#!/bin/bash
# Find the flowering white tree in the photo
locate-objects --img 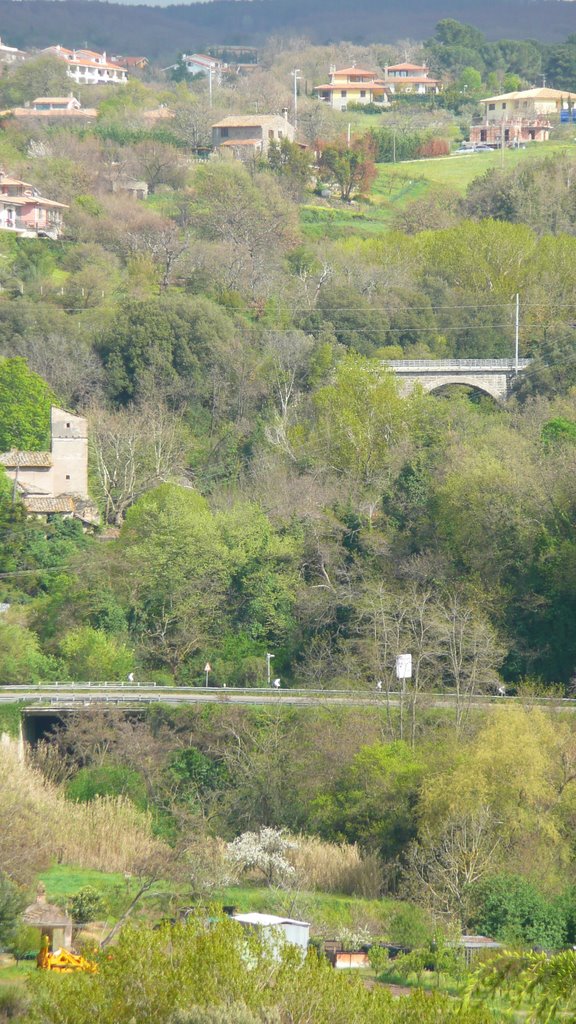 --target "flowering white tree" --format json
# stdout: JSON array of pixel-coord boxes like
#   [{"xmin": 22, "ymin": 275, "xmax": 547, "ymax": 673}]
[{"xmin": 227, "ymin": 827, "xmax": 297, "ymax": 887}]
